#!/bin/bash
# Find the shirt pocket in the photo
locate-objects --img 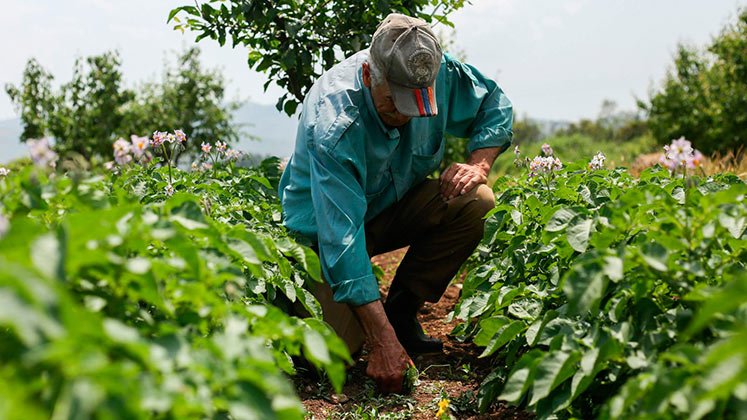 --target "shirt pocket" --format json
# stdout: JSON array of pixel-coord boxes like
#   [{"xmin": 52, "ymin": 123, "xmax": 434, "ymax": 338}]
[{"xmin": 411, "ymin": 138, "xmax": 445, "ymax": 182}]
